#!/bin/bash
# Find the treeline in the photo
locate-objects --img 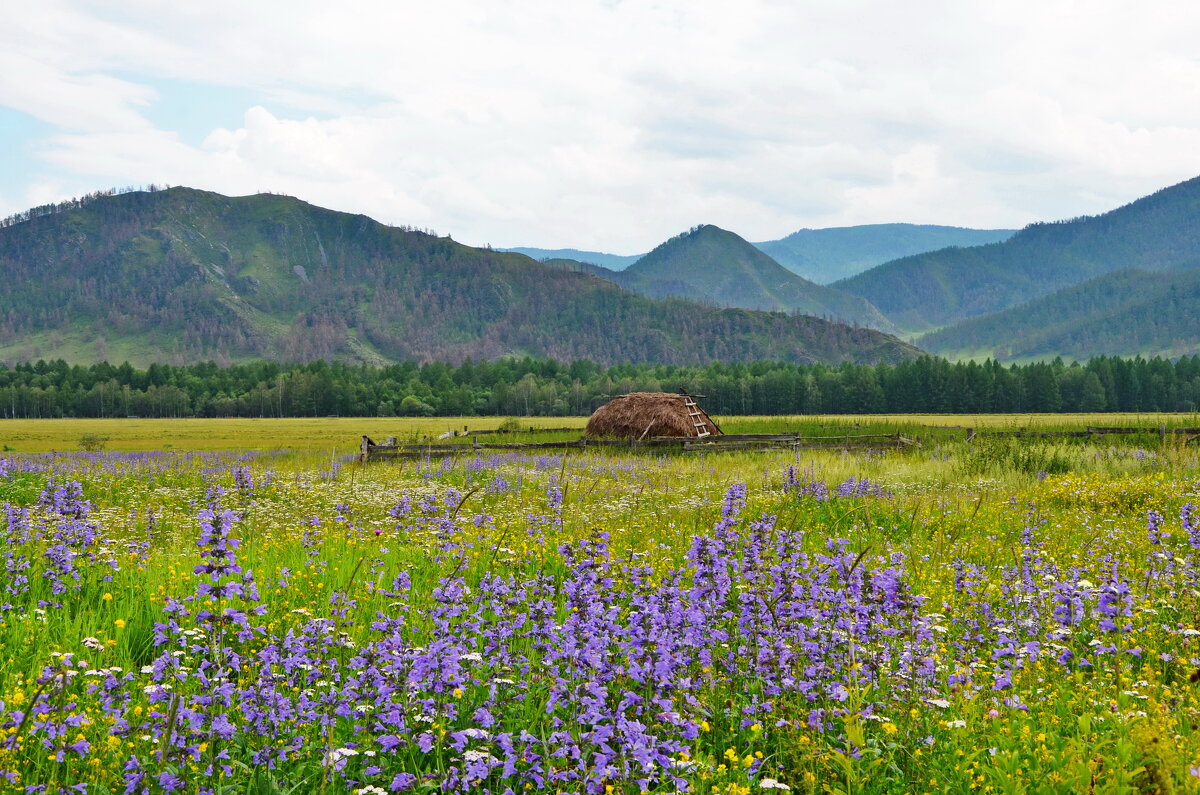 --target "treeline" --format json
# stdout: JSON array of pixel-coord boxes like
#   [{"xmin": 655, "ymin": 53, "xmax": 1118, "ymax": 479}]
[
  {"xmin": 3, "ymin": 355, "xmax": 1200, "ymax": 419},
  {"xmin": 0, "ymin": 185, "xmax": 171, "ymax": 229}
]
